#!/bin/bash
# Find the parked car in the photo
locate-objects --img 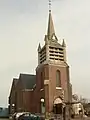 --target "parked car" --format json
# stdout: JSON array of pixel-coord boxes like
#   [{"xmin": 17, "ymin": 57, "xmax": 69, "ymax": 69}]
[{"xmin": 11, "ymin": 112, "xmax": 41, "ymax": 120}]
